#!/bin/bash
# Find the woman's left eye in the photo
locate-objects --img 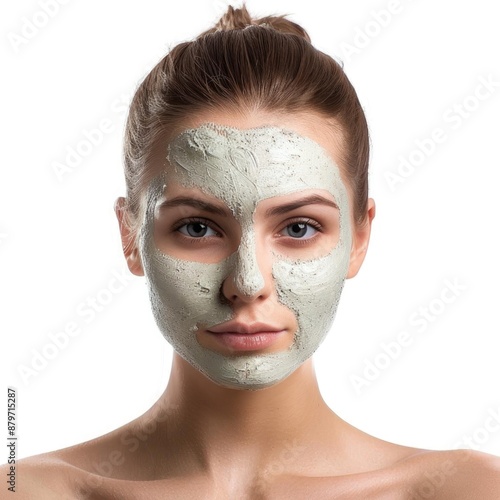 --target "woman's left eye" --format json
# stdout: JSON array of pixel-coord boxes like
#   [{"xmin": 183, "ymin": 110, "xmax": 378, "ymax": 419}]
[{"xmin": 280, "ymin": 219, "xmax": 321, "ymax": 239}]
